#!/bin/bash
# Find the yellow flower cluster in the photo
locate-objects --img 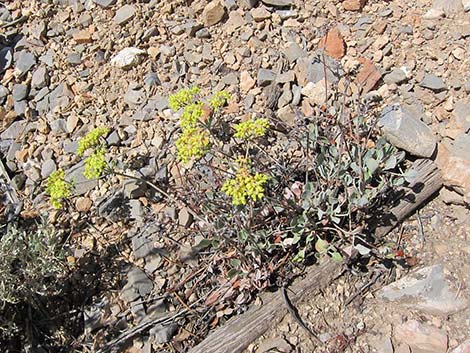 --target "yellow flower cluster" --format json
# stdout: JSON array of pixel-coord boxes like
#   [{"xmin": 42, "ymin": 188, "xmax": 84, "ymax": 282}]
[
  {"xmin": 222, "ymin": 165, "xmax": 269, "ymax": 206},
  {"xmin": 180, "ymin": 102, "xmax": 204, "ymax": 130},
  {"xmin": 233, "ymin": 118, "xmax": 269, "ymax": 140},
  {"xmin": 83, "ymin": 148, "xmax": 107, "ymax": 179},
  {"xmin": 175, "ymin": 128, "xmax": 210, "ymax": 164},
  {"xmin": 168, "ymin": 86, "xmax": 200, "ymax": 111},
  {"xmin": 209, "ymin": 91, "xmax": 231, "ymax": 110},
  {"xmin": 45, "ymin": 169, "xmax": 72, "ymax": 209},
  {"xmin": 77, "ymin": 126, "xmax": 110, "ymax": 156}
]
